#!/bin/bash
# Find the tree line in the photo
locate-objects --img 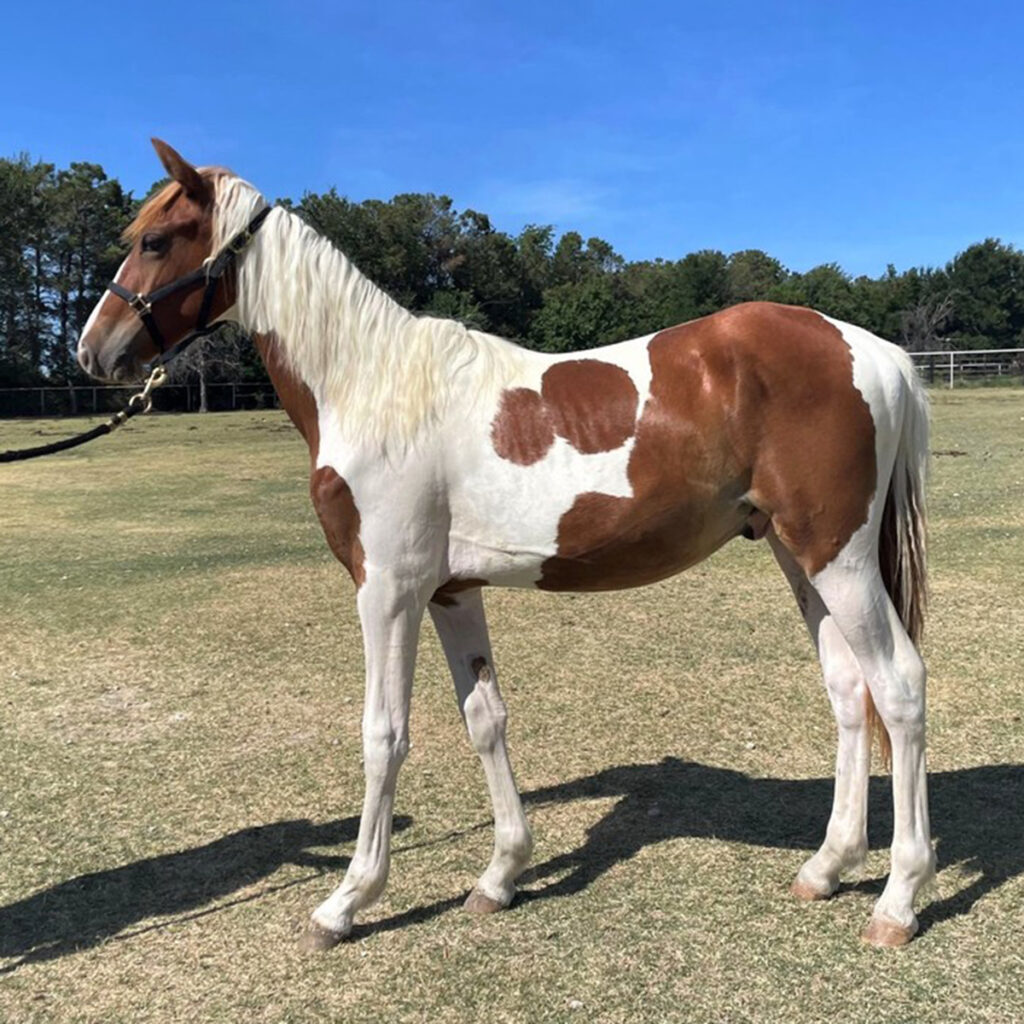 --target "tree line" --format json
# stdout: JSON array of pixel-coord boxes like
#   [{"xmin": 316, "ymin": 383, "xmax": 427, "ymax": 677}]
[{"xmin": 2, "ymin": 153, "xmax": 1024, "ymax": 396}]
